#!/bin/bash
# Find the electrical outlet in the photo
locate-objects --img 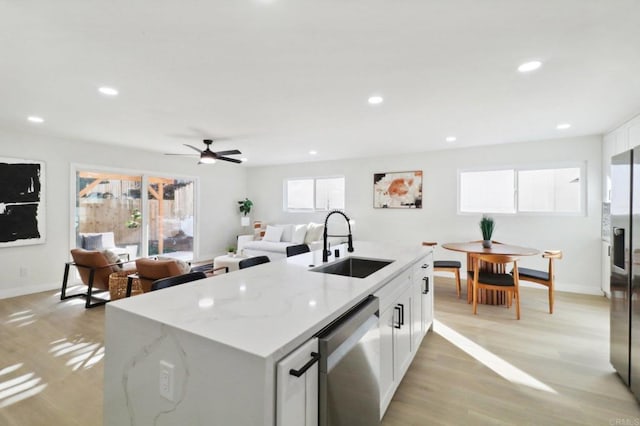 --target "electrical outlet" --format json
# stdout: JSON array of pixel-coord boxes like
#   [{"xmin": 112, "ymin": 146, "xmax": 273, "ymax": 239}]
[
  {"xmin": 19, "ymin": 267, "xmax": 27, "ymax": 278},
  {"xmin": 159, "ymin": 360, "xmax": 175, "ymax": 401}
]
